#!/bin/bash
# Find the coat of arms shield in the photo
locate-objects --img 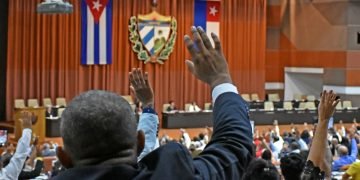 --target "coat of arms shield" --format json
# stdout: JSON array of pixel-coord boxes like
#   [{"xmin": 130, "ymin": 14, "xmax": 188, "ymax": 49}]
[{"xmin": 129, "ymin": 8, "xmax": 177, "ymax": 64}]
